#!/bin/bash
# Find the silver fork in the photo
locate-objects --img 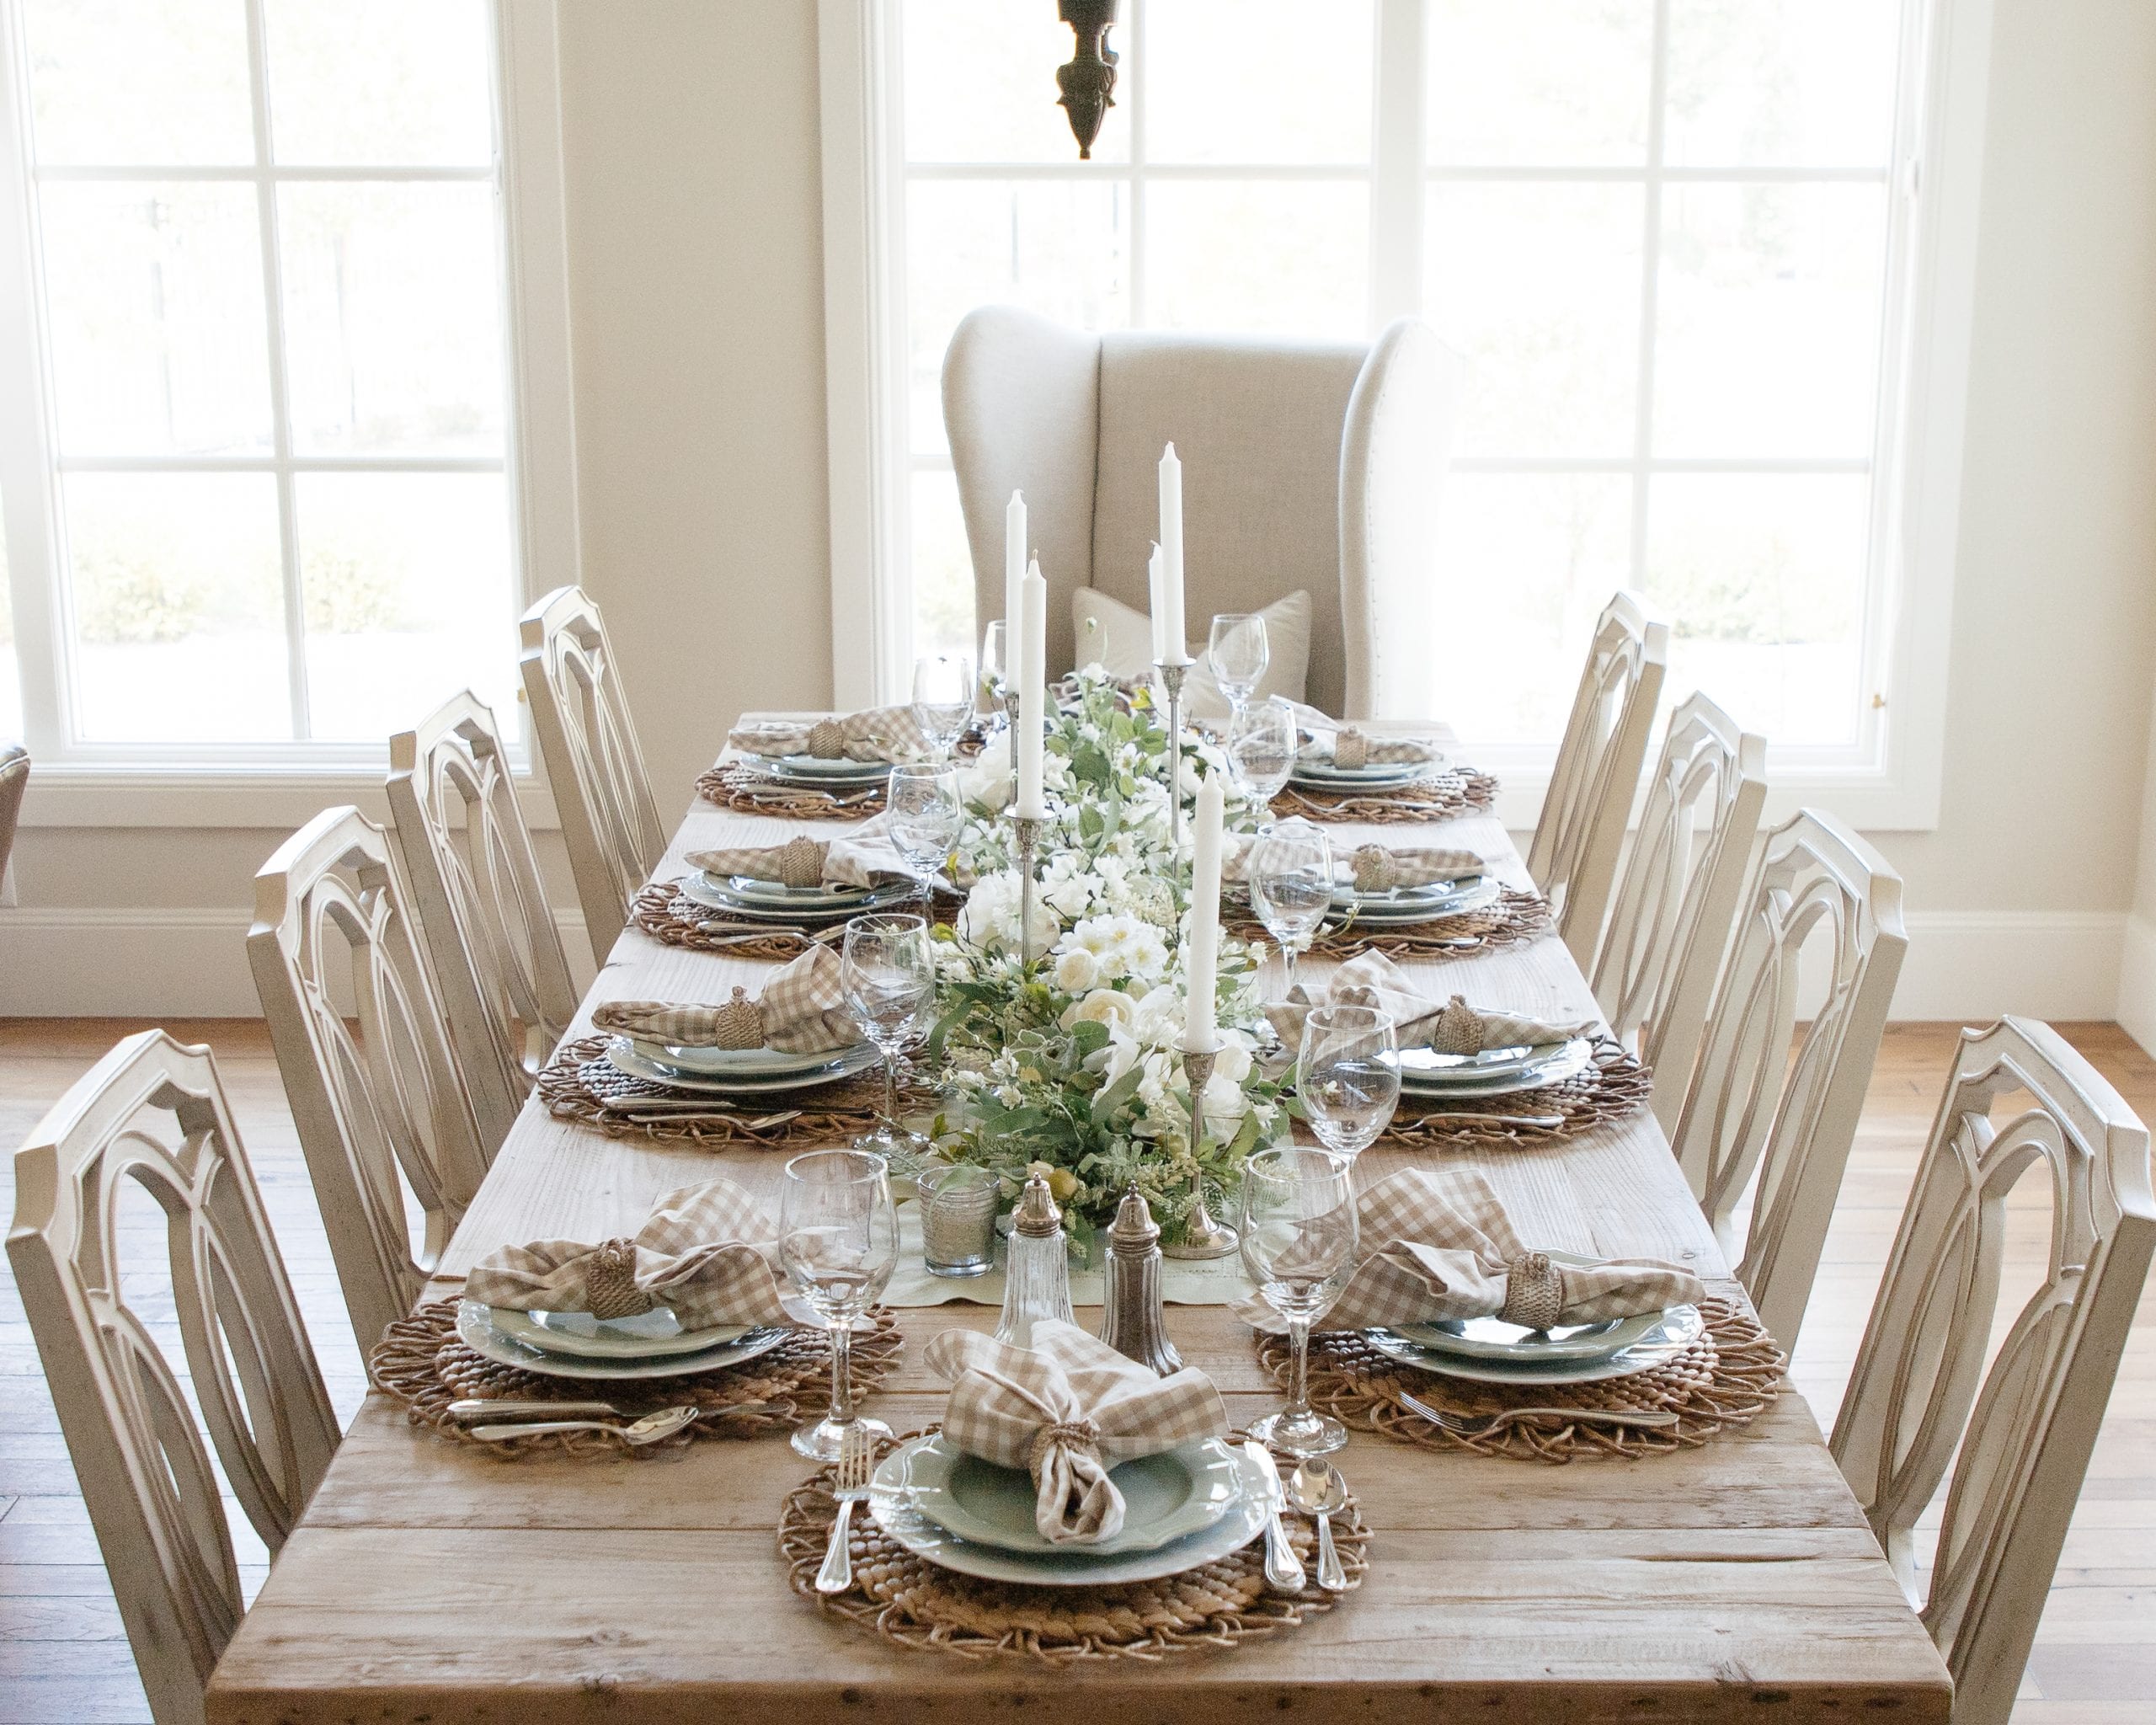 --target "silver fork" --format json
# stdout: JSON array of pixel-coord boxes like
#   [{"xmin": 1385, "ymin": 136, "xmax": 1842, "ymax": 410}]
[
  {"xmin": 815, "ymin": 1424, "xmax": 876, "ymax": 1595},
  {"xmin": 1396, "ymin": 1387, "xmax": 1678, "ymax": 1434}
]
